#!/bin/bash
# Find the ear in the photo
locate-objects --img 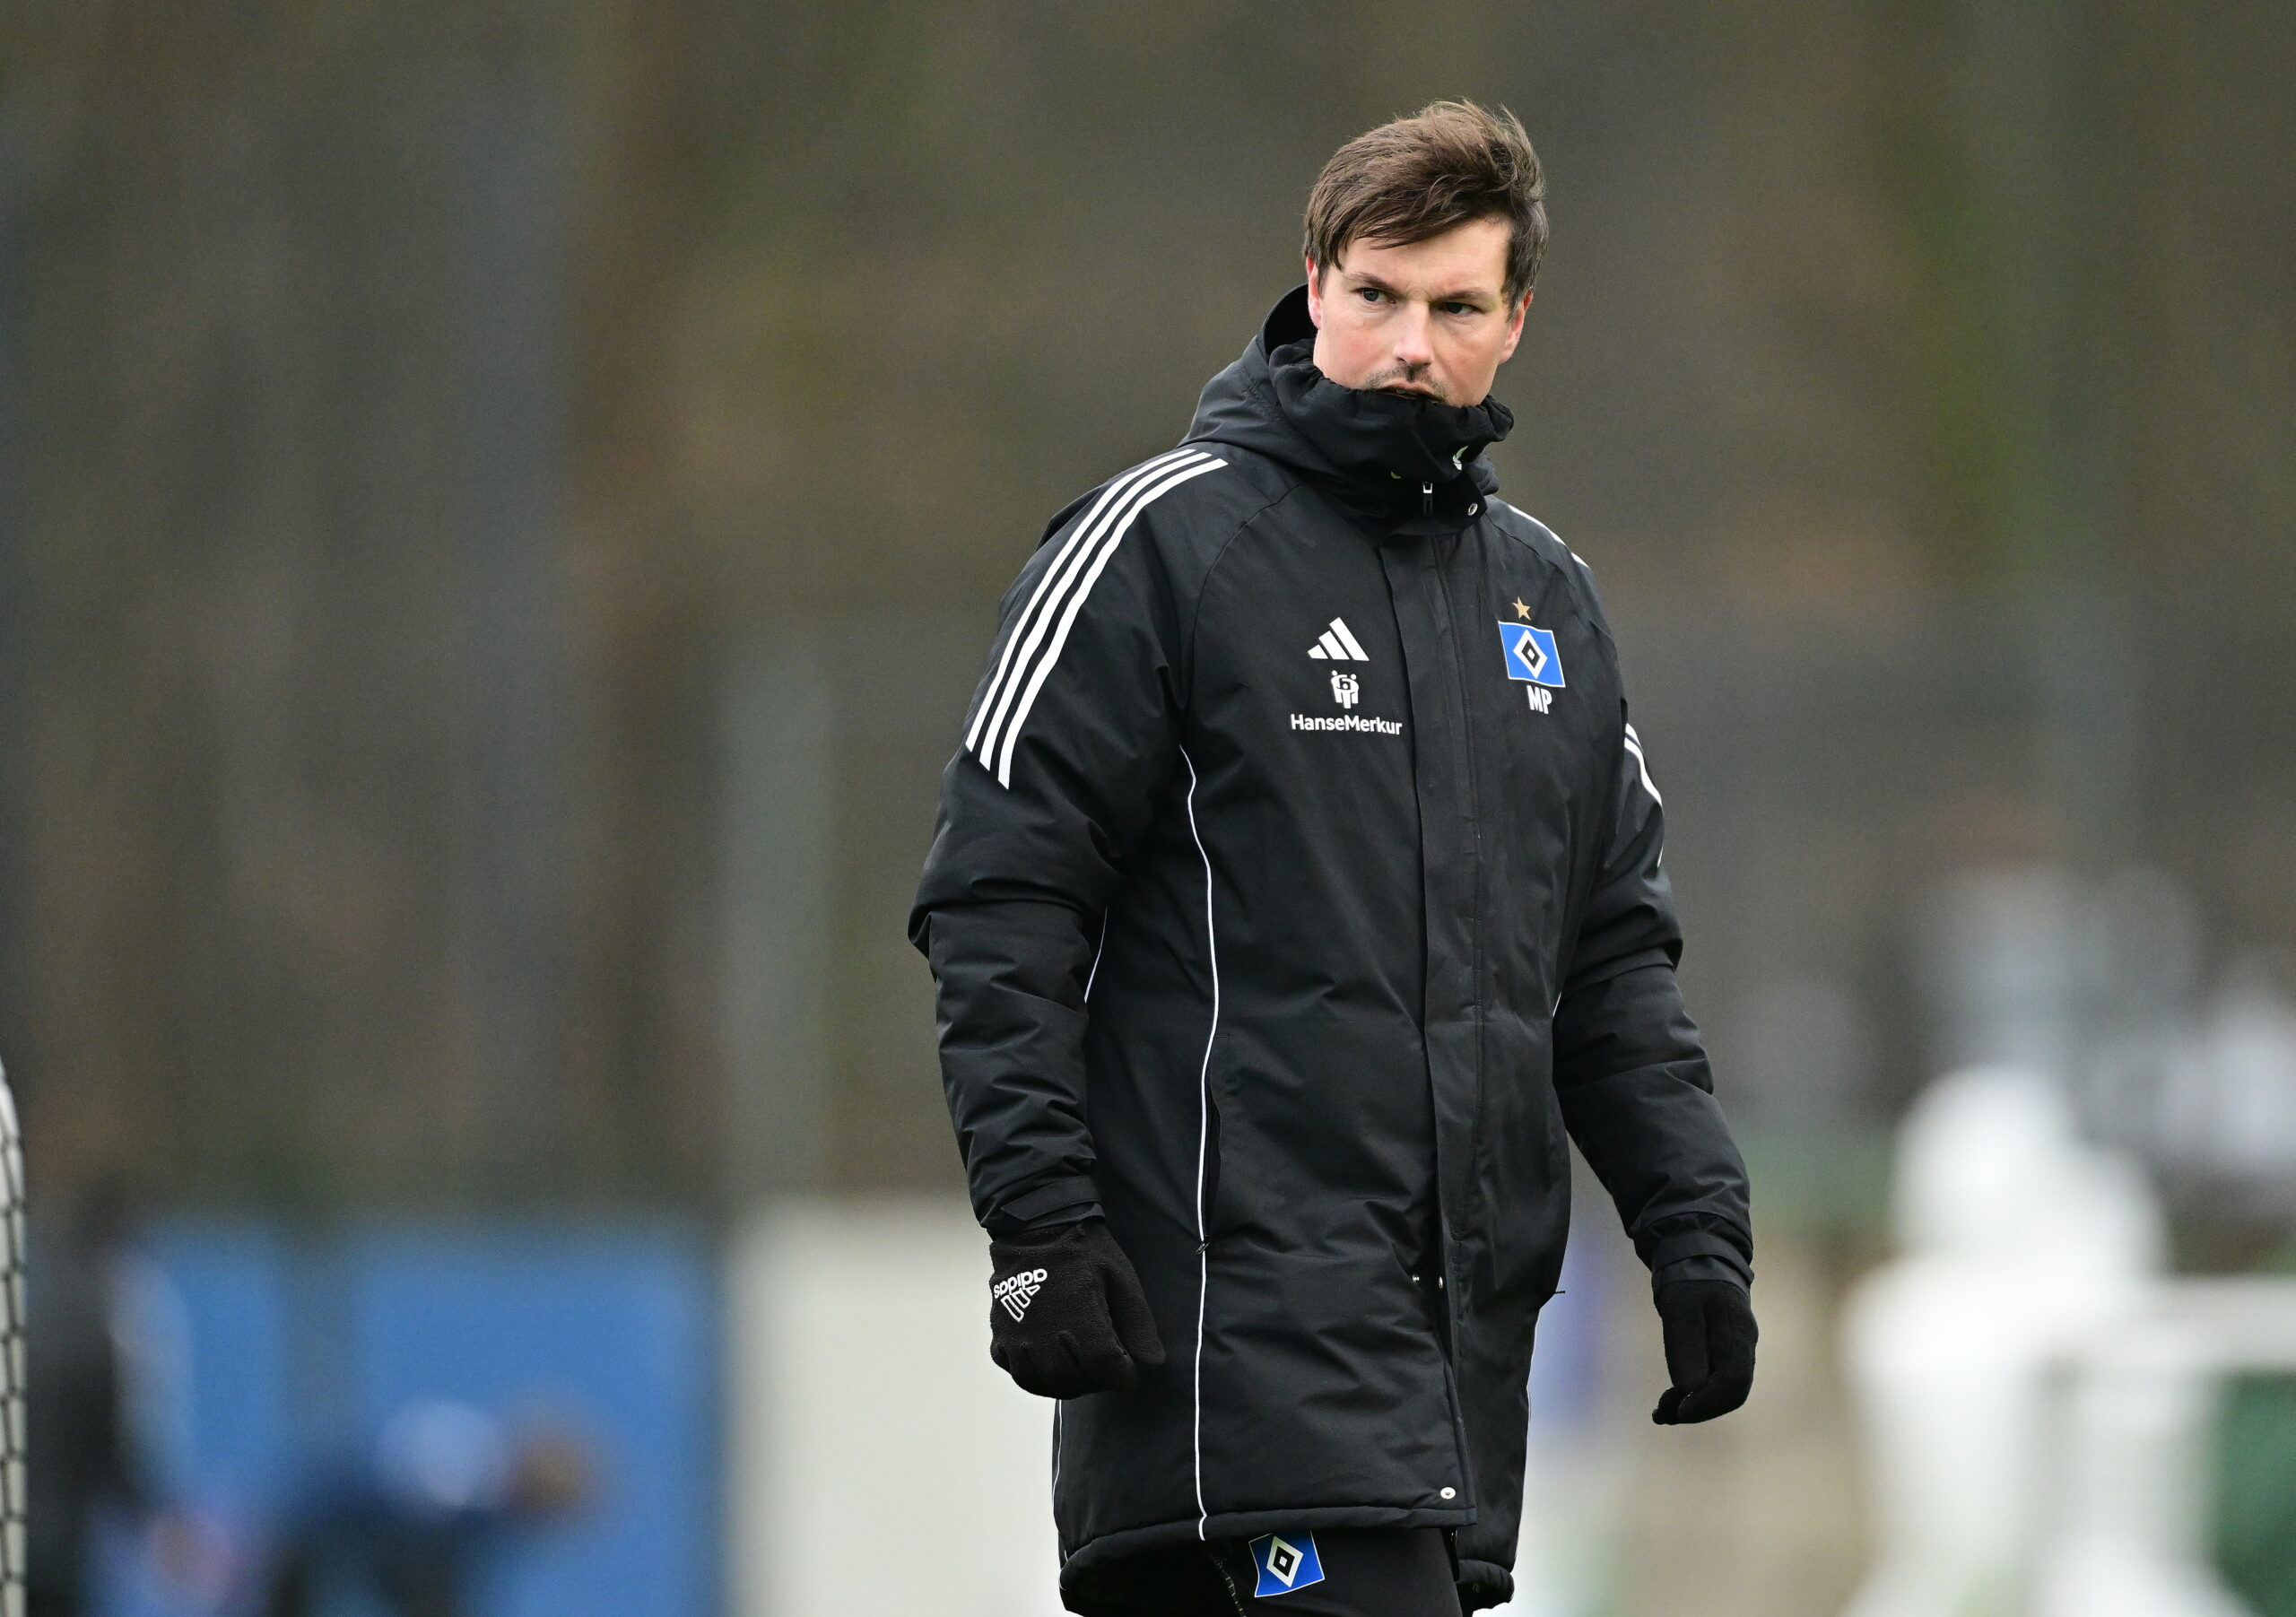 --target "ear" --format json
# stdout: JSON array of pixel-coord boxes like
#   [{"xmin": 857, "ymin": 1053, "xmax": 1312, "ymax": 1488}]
[
  {"xmin": 1496, "ymin": 288, "xmax": 1532, "ymax": 364},
  {"xmin": 1304, "ymin": 256, "xmax": 1324, "ymax": 328}
]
